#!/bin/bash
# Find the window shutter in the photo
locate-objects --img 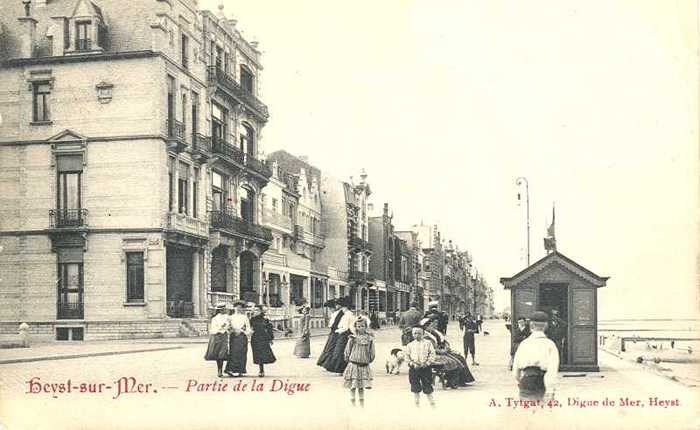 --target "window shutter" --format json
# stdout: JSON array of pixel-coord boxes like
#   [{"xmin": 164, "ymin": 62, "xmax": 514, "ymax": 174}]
[{"xmin": 57, "ymin": 154, "xmax": 83, "ymax": 172}]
